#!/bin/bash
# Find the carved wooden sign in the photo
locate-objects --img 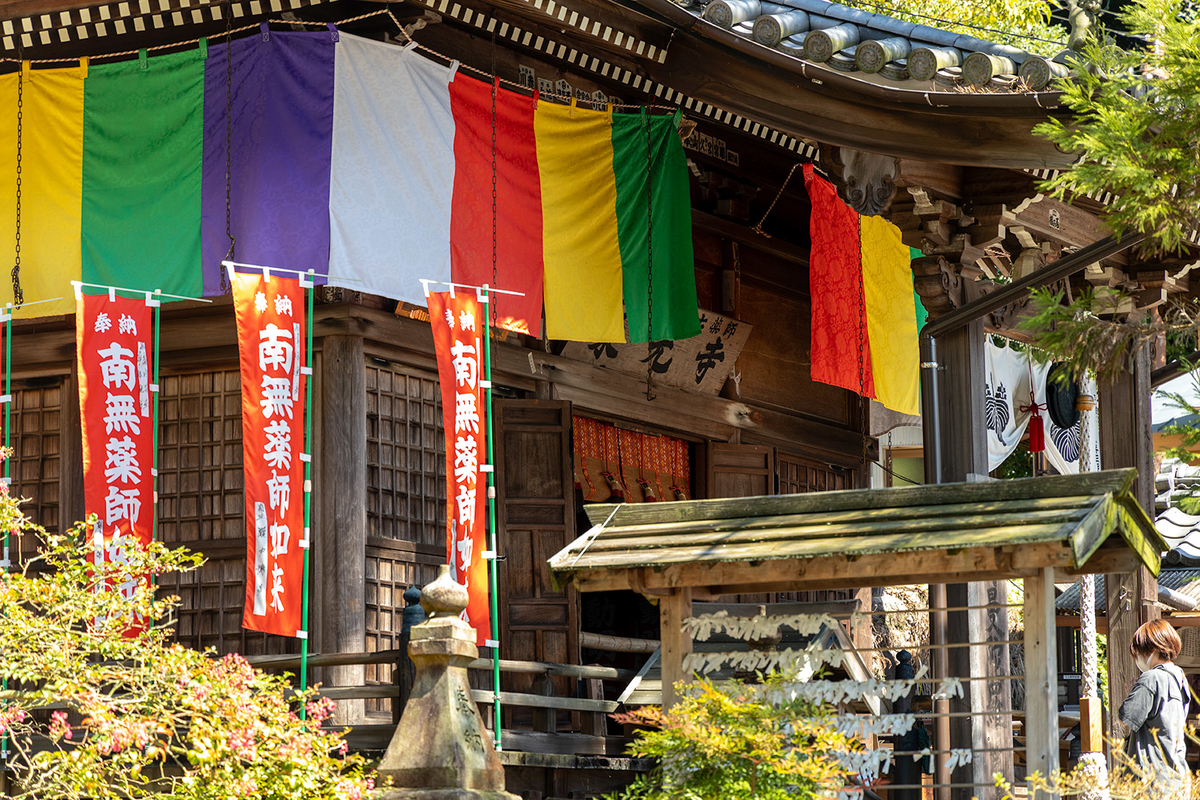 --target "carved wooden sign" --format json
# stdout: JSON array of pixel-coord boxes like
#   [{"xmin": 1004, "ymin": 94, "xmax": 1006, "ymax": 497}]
[{"xmin": 560, "ymin": 310, "xmax": 753, "ymax": 394}]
